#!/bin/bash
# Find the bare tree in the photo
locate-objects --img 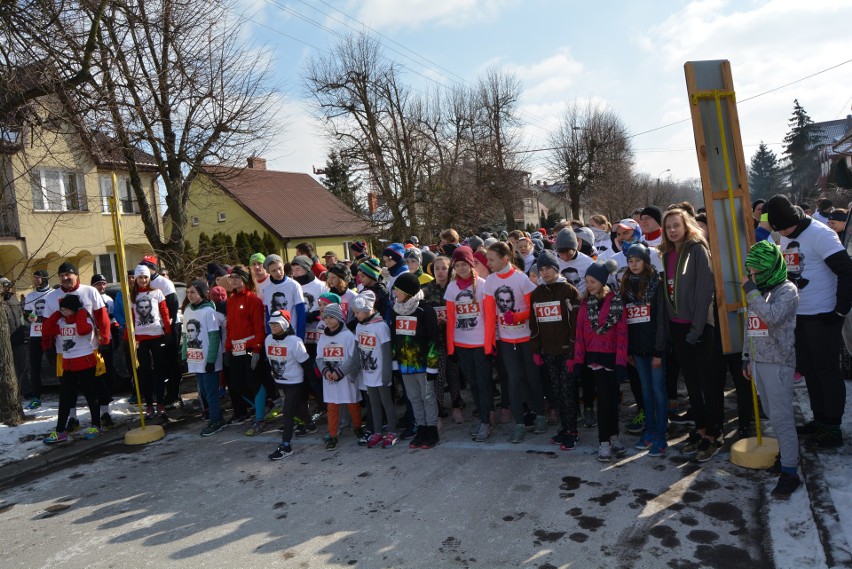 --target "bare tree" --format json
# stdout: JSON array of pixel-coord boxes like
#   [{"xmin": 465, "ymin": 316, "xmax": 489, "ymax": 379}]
[
  {"xmin": 547, "ymin": 101, "xmax": 633, "ymax": 219},
  {"xmin": 72, "ymin": 0, "xmax": 279, "ymax": 280}
]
